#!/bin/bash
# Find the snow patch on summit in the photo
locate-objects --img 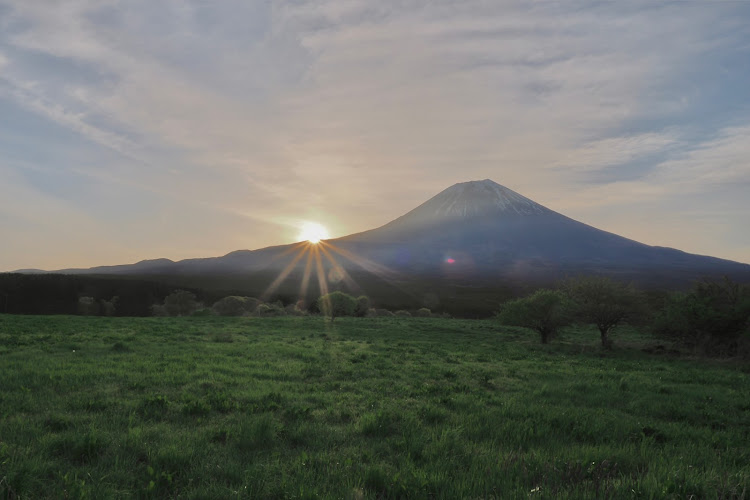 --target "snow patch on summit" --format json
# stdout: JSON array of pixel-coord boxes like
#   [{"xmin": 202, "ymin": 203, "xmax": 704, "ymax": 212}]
[{"xmin": 426, "ymin": 179, "xmax": 546, "ymax": 218}]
